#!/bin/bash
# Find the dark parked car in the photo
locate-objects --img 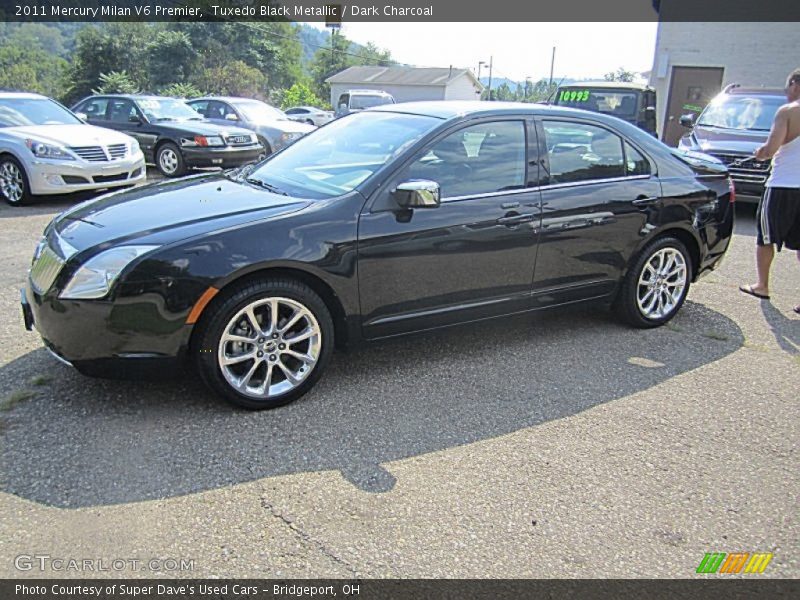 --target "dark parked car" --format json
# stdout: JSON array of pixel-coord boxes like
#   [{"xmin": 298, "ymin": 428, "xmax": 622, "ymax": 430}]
[
  {"xmin": 186, "ymin": 97, "xmax": 314, "ymax": 156},
  {"xmin": 554, "ymin": 81, "xmax": 658, "ymax": 136},
  {"xmin": 22, "ymin": 102, "xmax": 734, "ymax": 409},
  {"xmin": 72, "ymin": 94, "xmax": 263, "ymax": 177},
  {"xmin": 678, "ymin": 85, "xmax": 784, "ymax": 202}
]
